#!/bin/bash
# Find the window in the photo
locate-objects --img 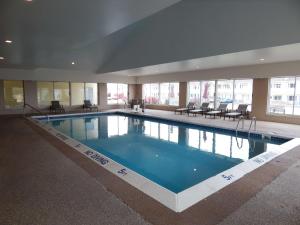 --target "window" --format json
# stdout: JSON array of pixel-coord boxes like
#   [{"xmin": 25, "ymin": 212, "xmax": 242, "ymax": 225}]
[
  {"xmin": 107, "ymin": 83, "xmax": 128, "ymax": 104},
  {"xmin": 289, "ymin": 83, "xmax": 295, "ymax": 88},
  {"xmin": 143, "ymin": 83, "xmax": 179, "ymax": 106},
  {"xmin": 268, "ymin": 77, "xmax": 297, "ymax": 115},
  {"xmin": 274, "ymin": 96, "xmax": 282, "ymax": 101},
  {"xmin": 71, "ymin": 83, "xmax": 85, "ymax": 105},
  {"xmin": 85, "ymin": 83, "xmax": 98, "ymax": 105},
  {"xmin": 159, "ymin": 82, "xmax": 179, "ymax": 106},
  {"xmin": 188, "ymin": 79, "xmax": 252, "ymax": 110},
  {"xmin": 216, "ymin": 80, "xmax": 234, "ymax": 109},
  {"xmin": 4, "ymin": 80, "xmax": 24, "ymax": 109},
  {"xmin": 233, "ymin": 79, "xmax": 253, "ymax": 110},
  {"xmin": 295, "ymin": 77, "xmax": 300, "ymax": 115},
  {"xmin": 188, "ymin": 81, "xmax": 215, "ymax": 107},
  {"xmin": 143, "ymin": 83, "xmax": 159, "ymax": 104},
  {"xmin": 201, "ymin": 81, "xmax": 215, "ymax": 107},
  {"xmin": 54, "ymin": 82, "xmax": 70, "ymax": 106},
  {"xmin": 274, "ymin": 83, "xmax": 281, "ymax": 88},
  {"xmin": 187, "ymin": 81, "xmax": 201, "ymax": 106},
  {"xmin": 37, "ymin": 82, "xmax": 54, "ymax": 106}
]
